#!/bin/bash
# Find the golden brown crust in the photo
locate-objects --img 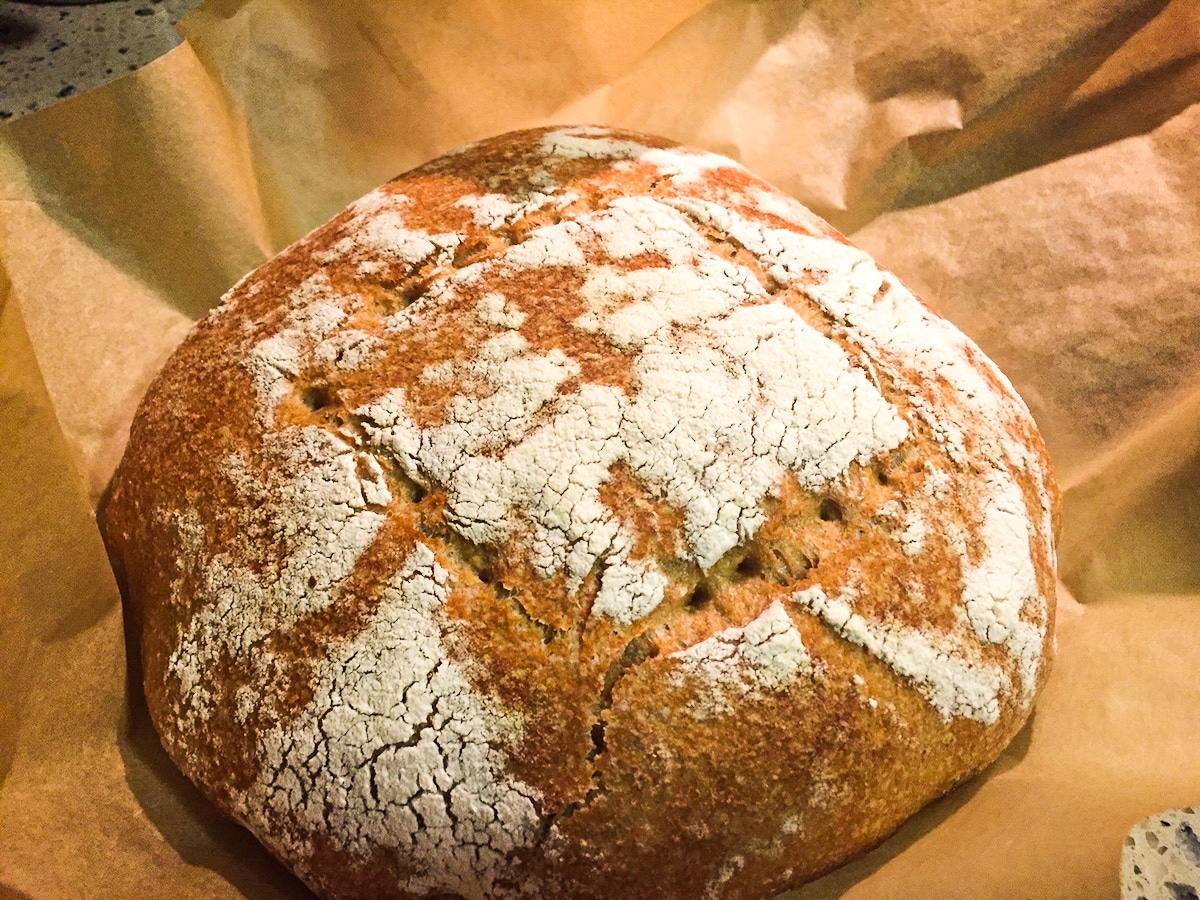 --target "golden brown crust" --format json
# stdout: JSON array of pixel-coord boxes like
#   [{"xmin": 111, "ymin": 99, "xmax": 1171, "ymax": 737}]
[{"xmin": 104, "ymin": 126, "xmax": 1059, "ymax": 899}]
